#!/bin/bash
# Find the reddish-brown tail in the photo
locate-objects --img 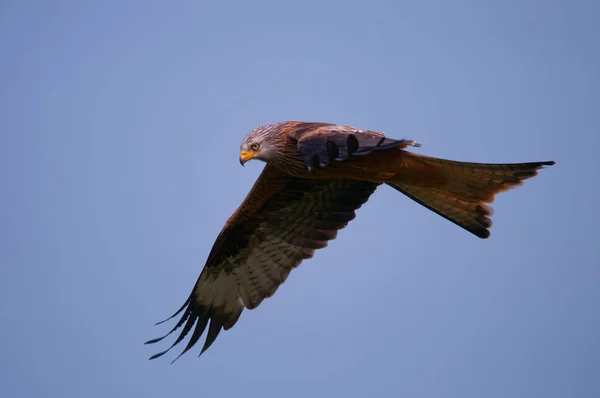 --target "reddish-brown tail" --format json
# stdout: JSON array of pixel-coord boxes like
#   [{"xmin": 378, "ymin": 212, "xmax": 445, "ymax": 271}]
[{"xmin": 388, "ymin": 152, "xmax": 555, "ymax": 238}]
